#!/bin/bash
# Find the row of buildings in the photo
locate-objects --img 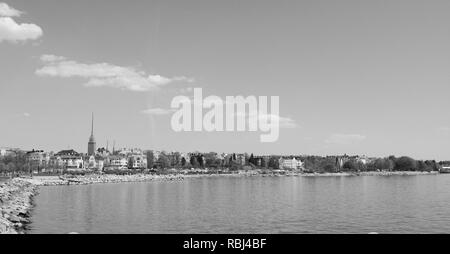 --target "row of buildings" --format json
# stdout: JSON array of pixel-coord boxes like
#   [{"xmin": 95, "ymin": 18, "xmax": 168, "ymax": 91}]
[
  {"xmin": 24, "ymin": 148, "xmax": 148, "ymax": 172},
  {"xmin": 23, "ymin": 149, "xmax": 306, "ymax": 172}
]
